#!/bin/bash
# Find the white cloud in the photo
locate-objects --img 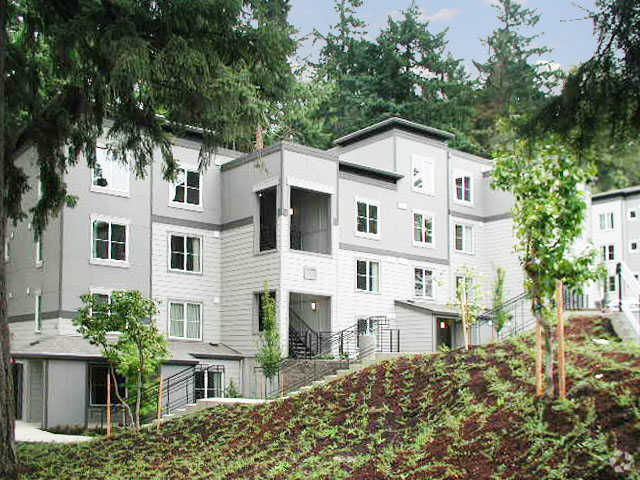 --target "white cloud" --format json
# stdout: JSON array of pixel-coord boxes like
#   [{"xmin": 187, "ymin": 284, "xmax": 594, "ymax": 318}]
[
  {"xmin": 422, "ymin": 8, "xmax": 461, "ymax": 22},
  {"xmin": 484, "ymin": 0, "xmax": 526, "ymax": 5}
]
